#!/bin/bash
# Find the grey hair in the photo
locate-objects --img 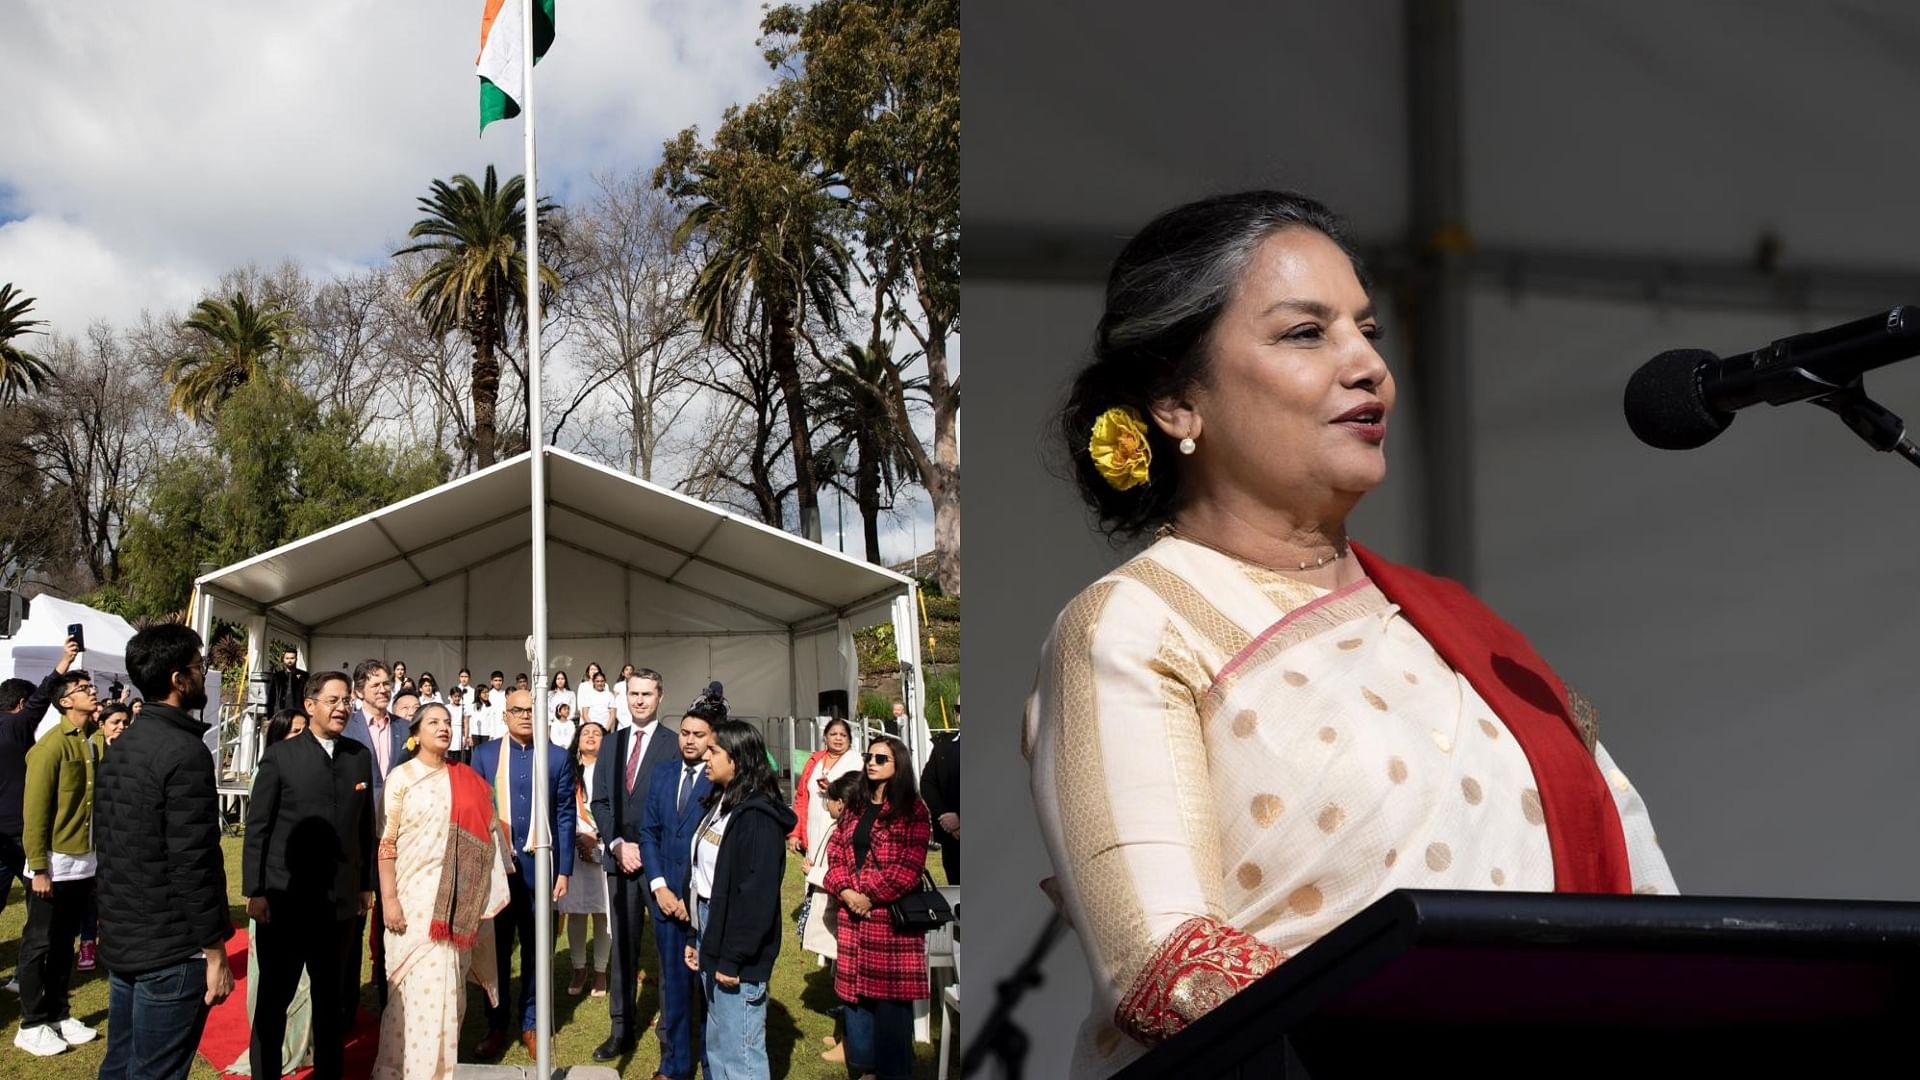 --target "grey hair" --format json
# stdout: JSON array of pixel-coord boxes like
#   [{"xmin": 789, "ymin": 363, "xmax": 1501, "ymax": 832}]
[{"xmin": 1063, "ymin": 191, "xmax": 1366, "ymax": 538}]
